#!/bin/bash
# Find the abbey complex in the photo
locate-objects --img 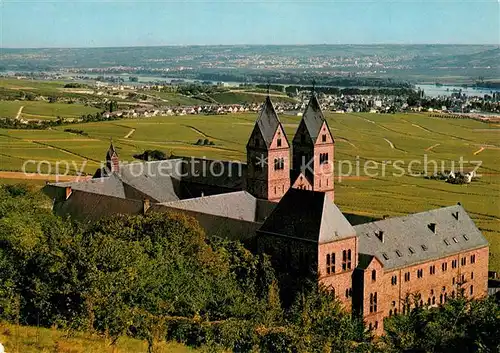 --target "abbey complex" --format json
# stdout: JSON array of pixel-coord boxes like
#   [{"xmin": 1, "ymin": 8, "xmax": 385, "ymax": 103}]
[{"xmin": 44, "ymin": 94, "xmax": 489, "ymax": 334}]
